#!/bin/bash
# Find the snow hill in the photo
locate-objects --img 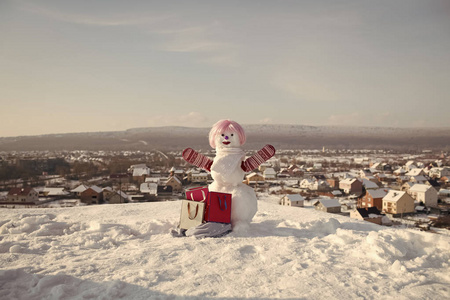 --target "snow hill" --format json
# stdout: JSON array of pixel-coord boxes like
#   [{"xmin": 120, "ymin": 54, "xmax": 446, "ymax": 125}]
[
  {"xmin": 1, "ymin": 124, "xmax": 449, "ymax": 151},
  {"xmin": 1, "ymin": 198, "xmax": 449, "ymax": 299}
]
